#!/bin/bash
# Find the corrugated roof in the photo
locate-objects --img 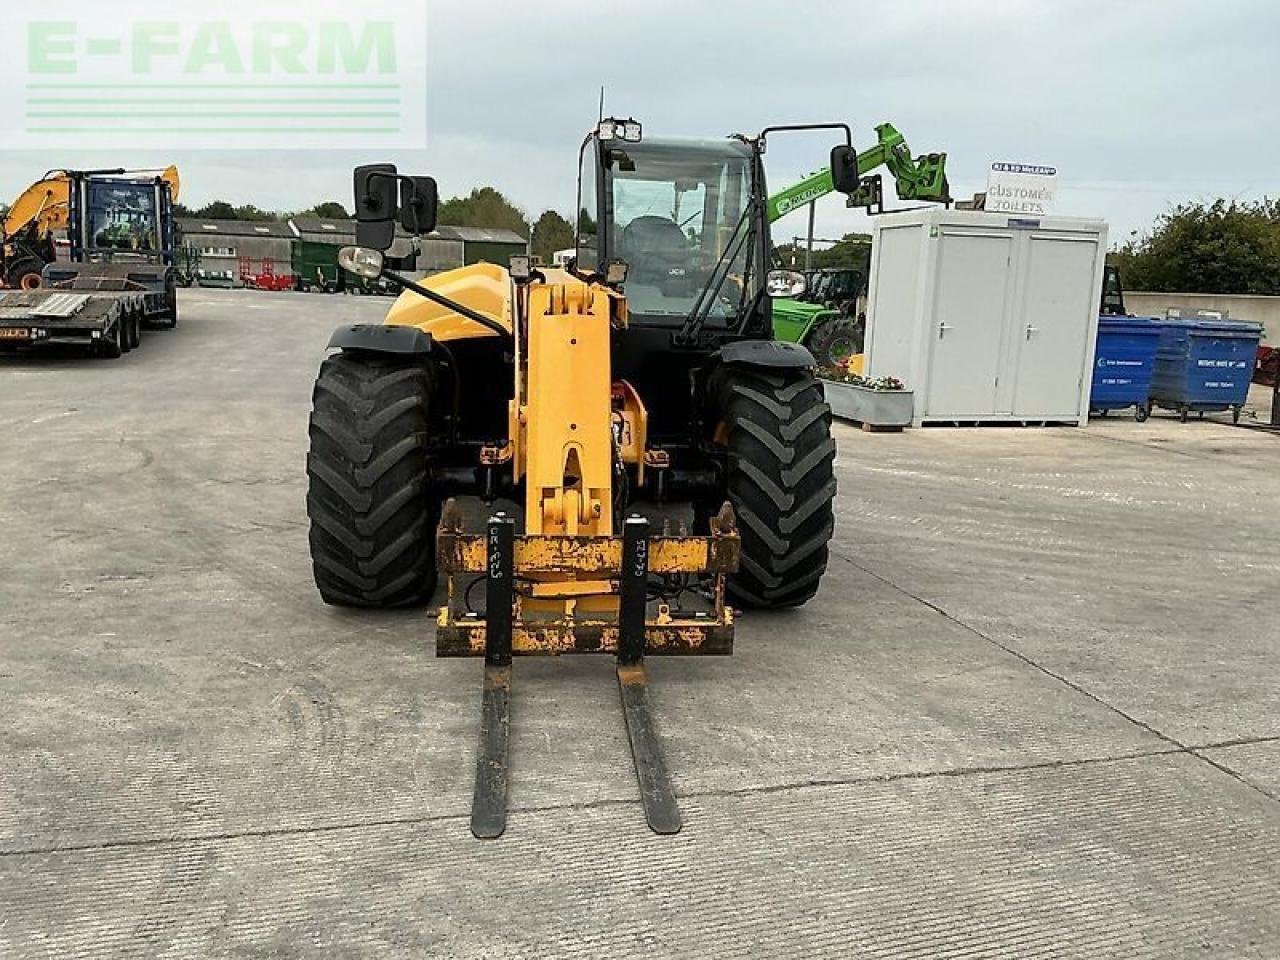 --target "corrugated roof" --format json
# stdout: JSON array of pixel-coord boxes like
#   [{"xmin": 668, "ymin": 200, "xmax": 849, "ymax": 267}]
[
  {"xmin": 434, "ymin": 225, "xmax": 528, "ymax": 245},
  {"xmin": 289, "ymin": 217, "xmax": 357, "ymax": 236},
  {"xmin": 177, "ymin": 217, "xmax": 526, "ymax": 246},
  {"xmin": 289, "ymin": 216, "xmax": 424, "ymax": 241},
  {"xmin": 176, "ymin": 218, "xmax": 295, "ymax": 238}
]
